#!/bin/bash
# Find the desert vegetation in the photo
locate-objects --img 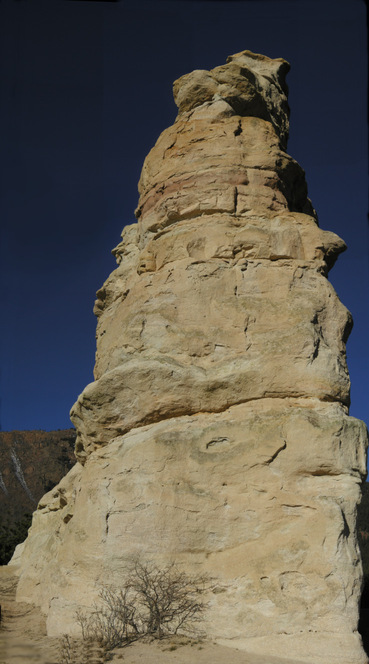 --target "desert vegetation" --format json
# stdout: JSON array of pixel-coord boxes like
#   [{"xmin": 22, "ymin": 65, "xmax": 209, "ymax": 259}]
[
  {"xmin": 78, "ymin": 559, "xmax": 209, "ymax": 644},
  {"xmin": 57, "ymin": 558, "xmax": 209, "ymax": 662}
]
